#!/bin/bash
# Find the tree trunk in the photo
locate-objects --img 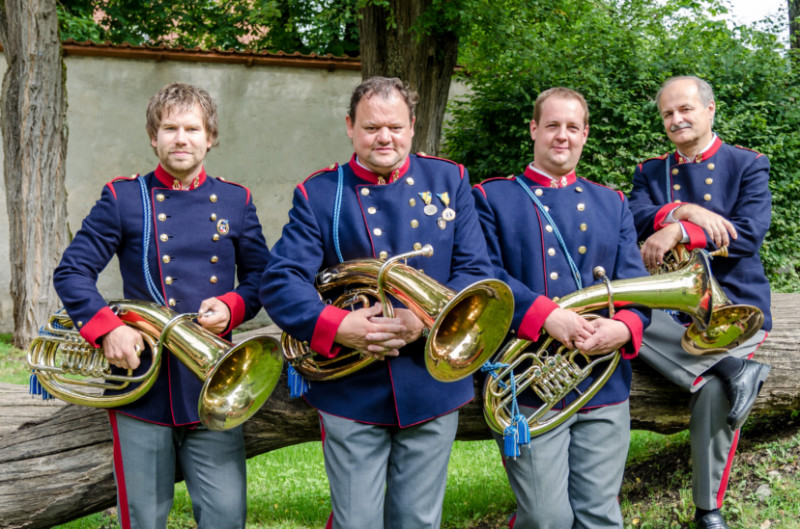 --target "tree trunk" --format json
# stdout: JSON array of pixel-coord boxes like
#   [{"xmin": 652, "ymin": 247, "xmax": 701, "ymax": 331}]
[
  {"xmin": 1, "ymin": 293, "xmax": 798, "ymax": 528},
  {"xmin": 790, "ymin": 0, "xmax": 800, "ymax": 50},
  {"xmin": 358, "ymin": 0, "xmax": 459, "ymax": 155},
  {"xmin": 0, "ymin": 0, "xmax": 68, "ymax": 349}
]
